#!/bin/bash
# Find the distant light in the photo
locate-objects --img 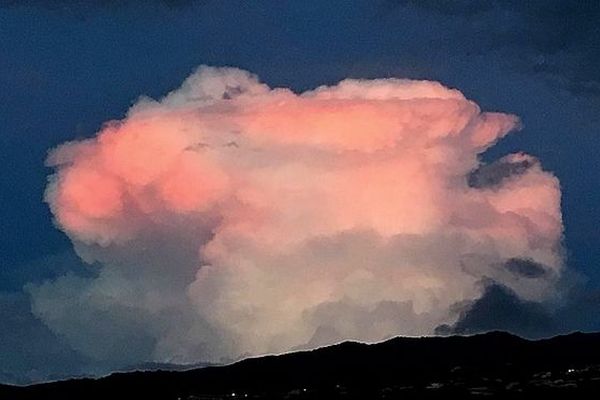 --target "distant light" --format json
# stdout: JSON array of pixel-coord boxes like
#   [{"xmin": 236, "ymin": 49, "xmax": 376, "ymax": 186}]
[{"xmin": 567, "ymin": 368, "xmax": 575, "ymax": 373}]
